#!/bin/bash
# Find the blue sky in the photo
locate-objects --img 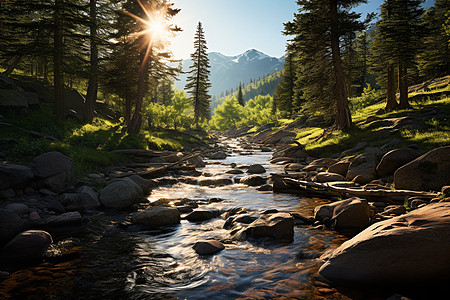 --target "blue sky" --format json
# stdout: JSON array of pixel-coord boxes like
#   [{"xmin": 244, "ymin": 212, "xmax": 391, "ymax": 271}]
[{"xmin": 169, "ymin": 0, "xmax": 433, "ymax": 60}]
